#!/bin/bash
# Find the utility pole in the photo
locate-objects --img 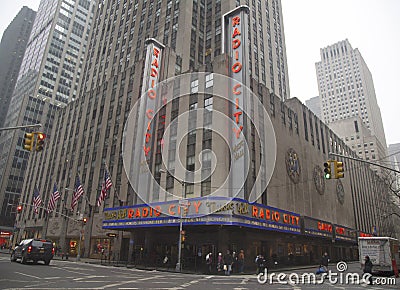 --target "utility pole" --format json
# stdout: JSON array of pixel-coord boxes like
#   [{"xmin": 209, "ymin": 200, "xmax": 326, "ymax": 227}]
[{"xmin": 329, "ymin": 152, "xmax": 400, "ymax": 174}]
